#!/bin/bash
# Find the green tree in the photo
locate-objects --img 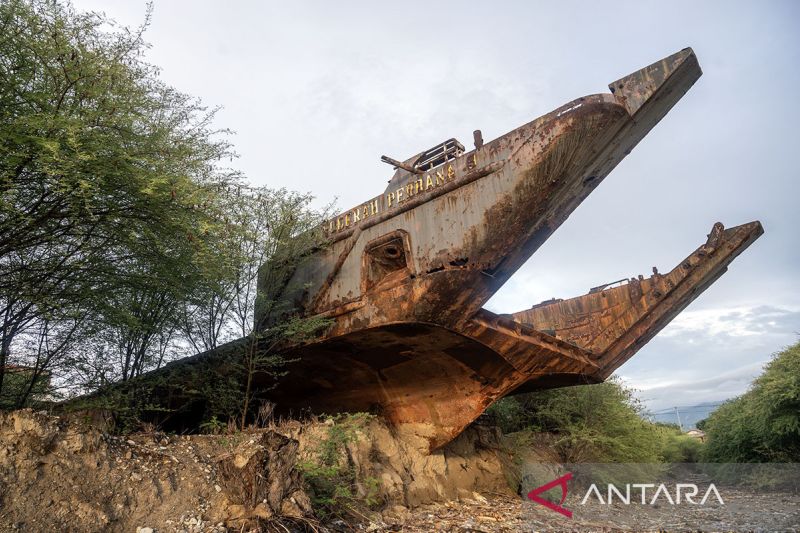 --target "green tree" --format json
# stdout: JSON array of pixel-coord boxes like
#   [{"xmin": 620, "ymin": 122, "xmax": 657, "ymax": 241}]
[
  {"xmin": 0, "ymin": 0, "xmax": 237, "ymax": 399},
  {"xmin": 703, "ymin": 341, "xmax": 800, "ymax": 462},
  {"xmin": 169, "ymin": 182, "xmax": 332, "ymax": 429},
  {"xmin": 0, "ymin": 314, "xmax": 85, "ymax": 408},
  {"xmin": 1, "ymin": 0, "xmax": 333, "ymax": 426},
  {"xmin": 179, "ymin": 186, "xmax": 329, "ymax": 353}
]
